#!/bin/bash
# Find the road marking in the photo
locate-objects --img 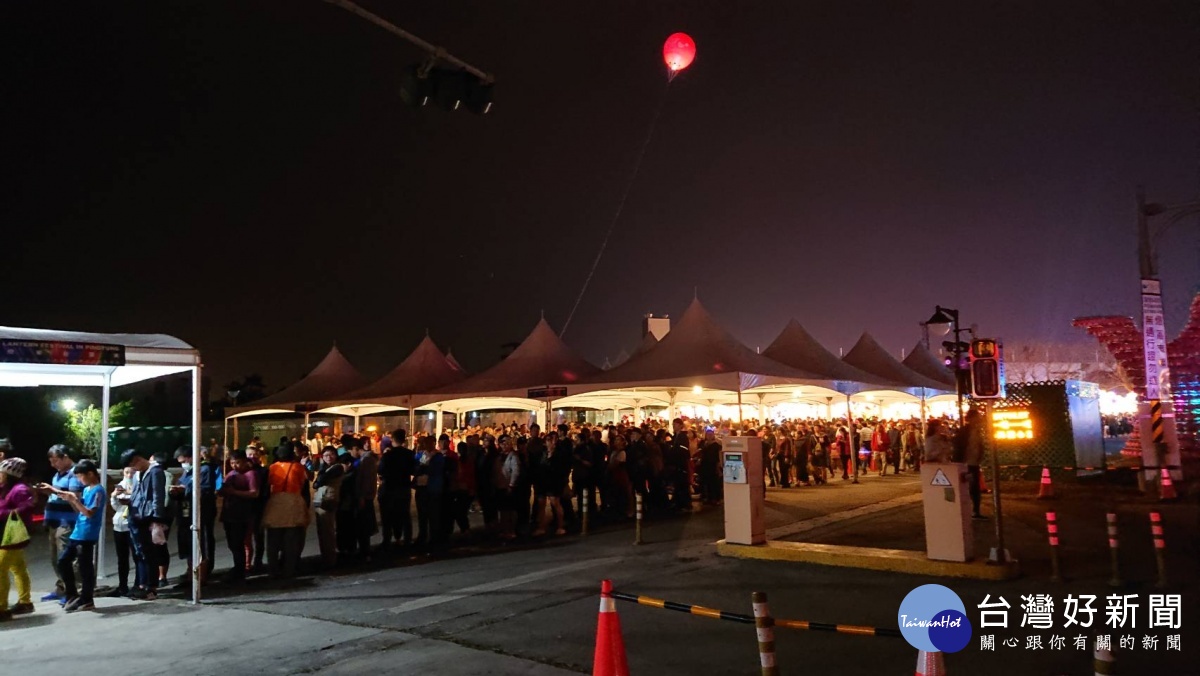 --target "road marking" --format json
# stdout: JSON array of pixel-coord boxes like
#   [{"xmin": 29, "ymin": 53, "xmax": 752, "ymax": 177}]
[
  {"xmin": 367, "ymin": 556, "xmax": 622, "ymax": 615},
  {"xmin": 765, "ymin": 492, "xmax": 923, "ymax": 540}
]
